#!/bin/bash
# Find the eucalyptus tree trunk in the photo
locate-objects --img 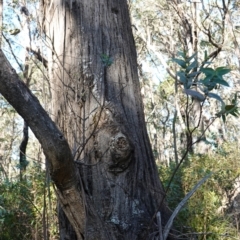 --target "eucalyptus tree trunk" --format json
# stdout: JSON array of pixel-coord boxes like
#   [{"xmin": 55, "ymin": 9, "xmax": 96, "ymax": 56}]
[
  {"xmin": 0, "ymin": 0, "xmax": 172, "ymax": 238},
  {"xmin": 40, "ymin": 0, "xmax": 170, "ymax": 239}
]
